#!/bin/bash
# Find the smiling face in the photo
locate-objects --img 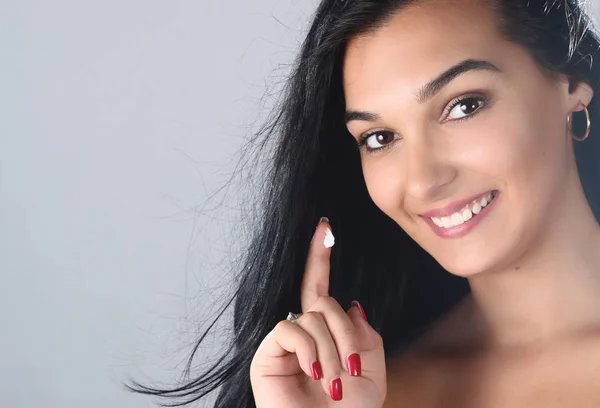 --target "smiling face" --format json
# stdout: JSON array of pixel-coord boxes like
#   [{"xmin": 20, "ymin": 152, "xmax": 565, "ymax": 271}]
[{"xmin": 343, "ymin": 0, "xmax": 593, "ymax": 276}]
